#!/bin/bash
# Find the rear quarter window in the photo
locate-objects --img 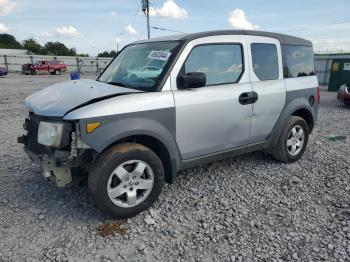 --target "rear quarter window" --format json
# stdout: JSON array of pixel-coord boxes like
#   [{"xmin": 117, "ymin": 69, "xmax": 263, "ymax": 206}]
[
  {"xmin": 251, "ymin": 43, "xmax": 279, "ymax": 81},
  {"xmin": 283, "ymin": 45, "xmax": 315, "ymax": 78}
]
